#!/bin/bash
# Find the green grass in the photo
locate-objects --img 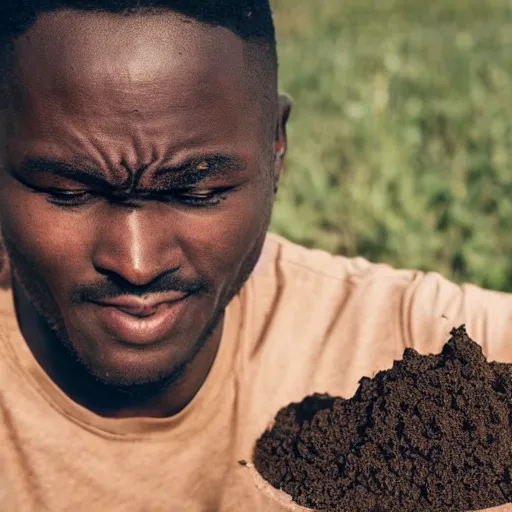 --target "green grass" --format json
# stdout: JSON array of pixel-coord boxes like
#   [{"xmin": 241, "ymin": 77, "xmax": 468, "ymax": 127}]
[{"xmin": 270, "ymin": 0, "xmax": 512, "ymax": 291}]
